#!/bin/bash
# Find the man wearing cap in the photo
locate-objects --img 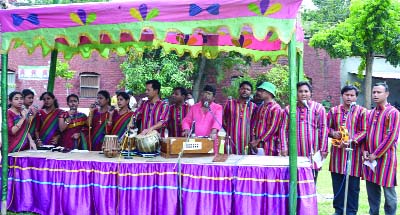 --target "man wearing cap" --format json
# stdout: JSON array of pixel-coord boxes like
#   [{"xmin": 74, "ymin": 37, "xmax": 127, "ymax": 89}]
[
  {"xmin": 280, "ymin": 81, "xmax": 328, "ymax": 182},
  {"xmin": 182, "ymin": 85, "xmax": 222, "ymax": 139},
  {"xmin": 249, "ymin": 82, "xmax": 282, "ymax": 155},
  {"xmin": 223, "ymin": 81, "xmax": 258, "ymax": 155}
]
